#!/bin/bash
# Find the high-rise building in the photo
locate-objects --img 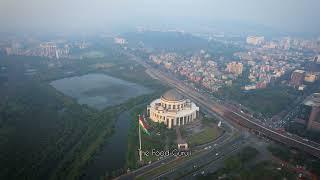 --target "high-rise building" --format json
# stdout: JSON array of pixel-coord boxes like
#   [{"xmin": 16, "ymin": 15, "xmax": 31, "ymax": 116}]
[
  {"xmin": 290, "ymin": 70, "xmax": 305, "ymax": 88},
  {"xmin": 226, "ymin": 62, "xmax": 243, "ymax": 75},
  {"xmin": 306, "ymin": 60, "xmax": 320, "ymax": 73},
  {"xmin": 303, "ymin": 93, "xmax": 320, "ymax": 131},
  {"xmin": 40, "ymin": 42, "xmax": 58, "ymax": 58},
  {"xmin": 314, "ymin": 55, "xmax": 320, "ymax": 63},
  {"xmin": 114, "ymin": 37, "xmax": 127, "ymax": 45},
  {"xmin": 281, "ymin": 37, "xmax": 291, "ymax": 50},
  {"xmin": 246, "ymin": 36, "xmax": 265, "ymax": 45}
]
